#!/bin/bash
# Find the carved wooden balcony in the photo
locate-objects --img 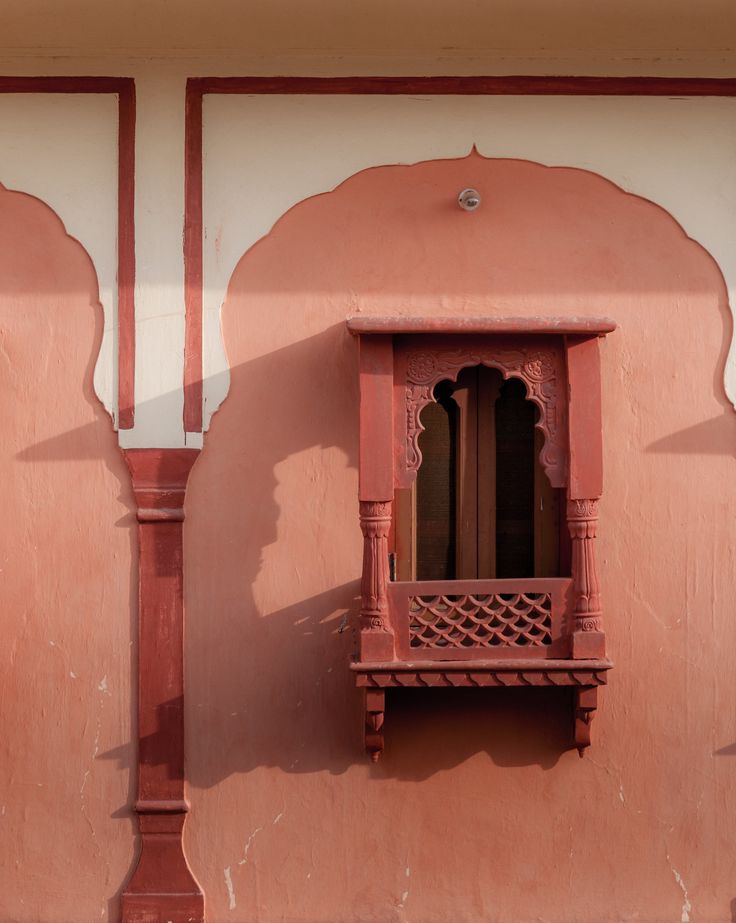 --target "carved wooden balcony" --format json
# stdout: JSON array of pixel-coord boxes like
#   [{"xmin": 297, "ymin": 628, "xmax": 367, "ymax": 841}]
[{"xmin": 348, "ymin": 316, "xmax": 615, "ymax": 760}]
